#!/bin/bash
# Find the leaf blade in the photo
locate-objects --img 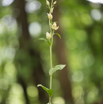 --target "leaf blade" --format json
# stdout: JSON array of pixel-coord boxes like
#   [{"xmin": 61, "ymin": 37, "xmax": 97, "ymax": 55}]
[
  {"xmin": 35, "ymin": 38, "xmax": 47, "ymax": 42},
  {"xmin": 35, "ymin": 38, "xmax": 51, "ymax": 46},
  {"xmin": 49, "ymin": 64, "xmax": 66, "ymax": 75},
  {"xmin": 55, "ymin": 33, "xmax": 61, "ymax": 39},
  {"xmin": 37, "ymin": 84, "xmax": 53, "ymax": 97},
  {"xmin": 47, "ymin": 40, "xmax": 51, "ymax": 46}
]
